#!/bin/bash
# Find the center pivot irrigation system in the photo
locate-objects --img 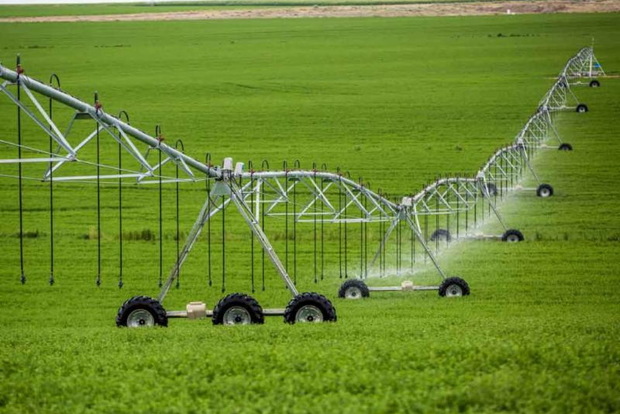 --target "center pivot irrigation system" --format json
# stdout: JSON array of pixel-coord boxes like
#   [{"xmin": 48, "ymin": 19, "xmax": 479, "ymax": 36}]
[{"xmin": 0, "ymin": 47, "xmax": 604, "ymax": 327}]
